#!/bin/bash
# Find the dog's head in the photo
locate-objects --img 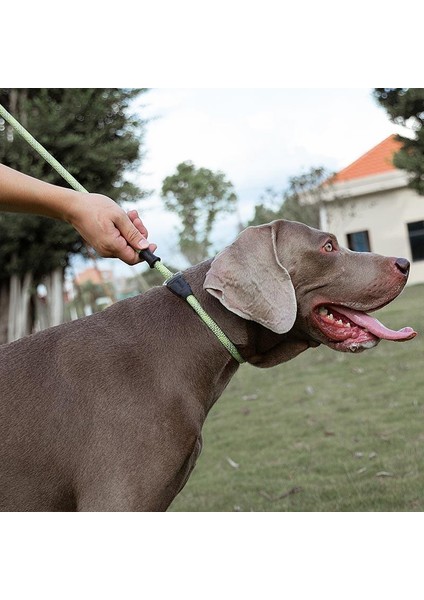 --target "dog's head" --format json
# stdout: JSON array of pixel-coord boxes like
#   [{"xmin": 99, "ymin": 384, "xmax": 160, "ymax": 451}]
[{"xmin": 204, "ymin": 220, "xmax": 416, "ymax": 363}]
